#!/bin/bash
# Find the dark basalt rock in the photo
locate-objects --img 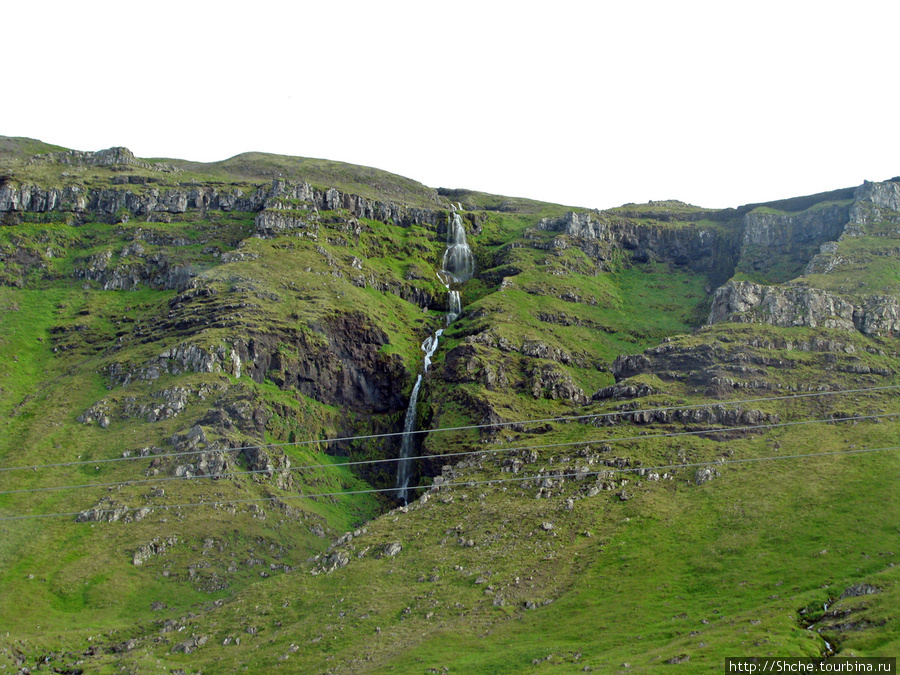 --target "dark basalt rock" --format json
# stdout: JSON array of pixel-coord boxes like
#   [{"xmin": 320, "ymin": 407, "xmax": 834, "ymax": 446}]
[
  {"xmin": 237, "ymin": 313, "xmax": 408, "ymax": 413},
  {"xmin": 536, "ymin": 210, "xmax": 736, "ymax": 278}
]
